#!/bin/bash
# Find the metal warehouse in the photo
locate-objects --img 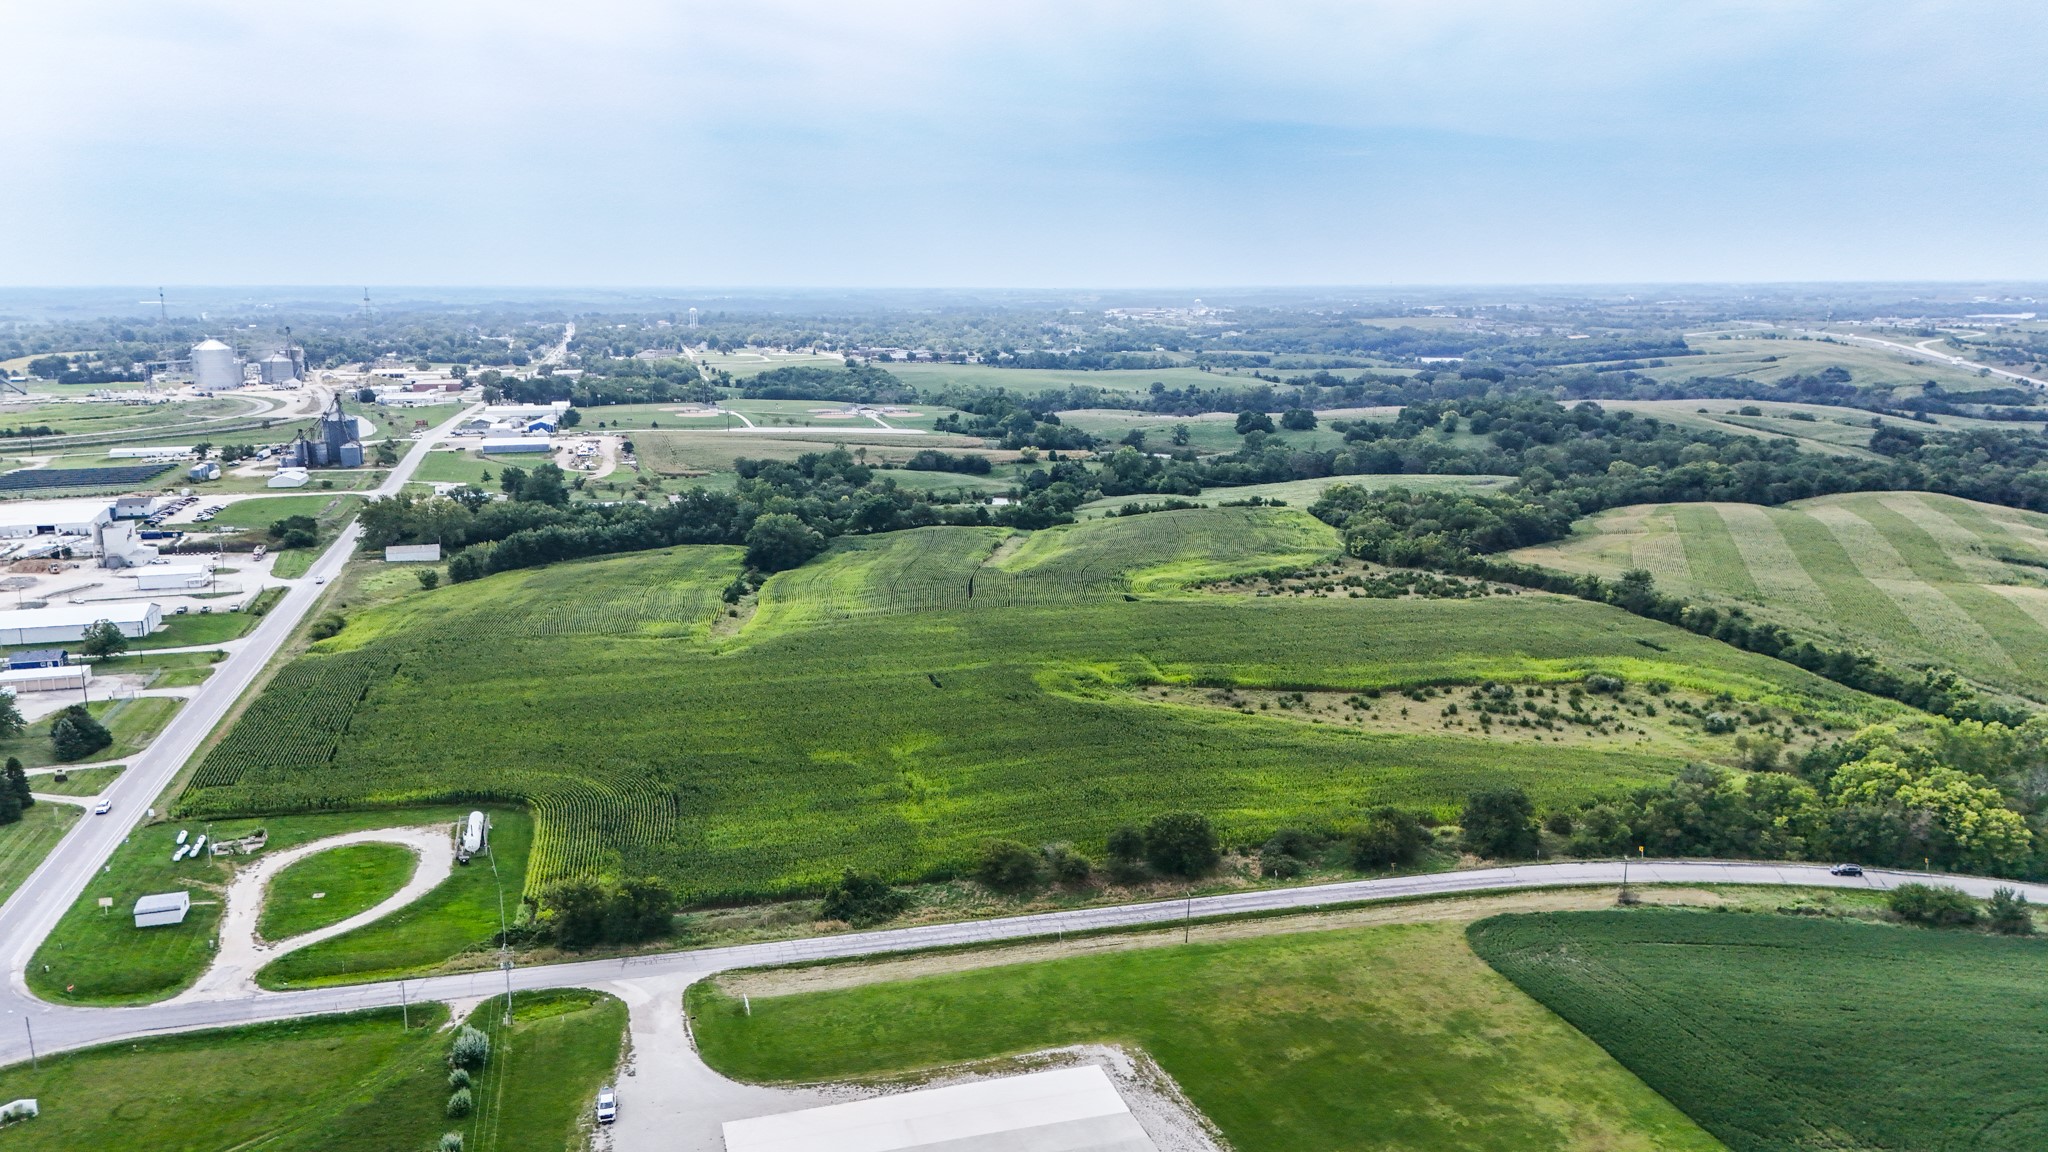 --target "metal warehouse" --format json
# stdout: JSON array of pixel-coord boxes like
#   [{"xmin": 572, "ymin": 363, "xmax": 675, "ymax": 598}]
[
  {"xmin": 0, "ymin": 602, "xmax": 161, "ymax": 646},
  {"xmin": 720, "ymin": 1066, "xmax": 1160, "ymax": 1152}
]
